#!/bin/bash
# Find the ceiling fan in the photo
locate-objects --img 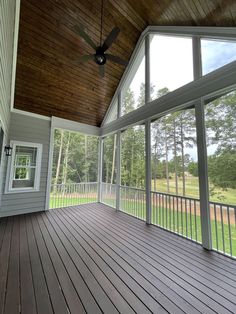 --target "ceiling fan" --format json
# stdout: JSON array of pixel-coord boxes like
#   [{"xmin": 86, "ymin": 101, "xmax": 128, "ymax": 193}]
[{"xmin": 73, "ymin": 0, "xmax": 128, "ymax": 77}]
